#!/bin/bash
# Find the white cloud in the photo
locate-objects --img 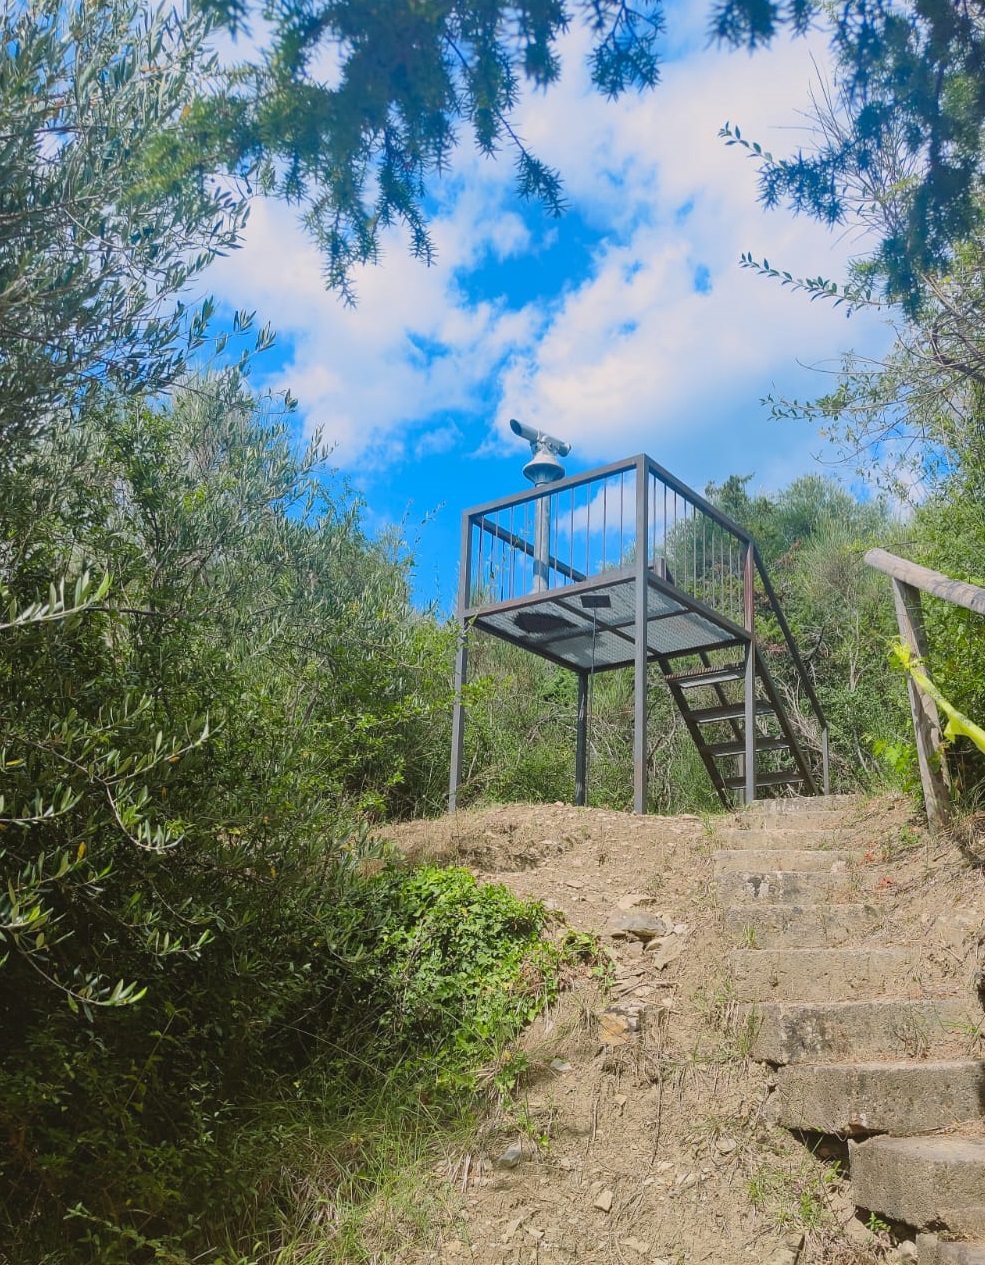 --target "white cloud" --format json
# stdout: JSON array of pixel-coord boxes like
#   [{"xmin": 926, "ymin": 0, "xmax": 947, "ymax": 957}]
[{"xmin": 208, "ymin": 15, "xmax": 891, "ymax": 487}]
